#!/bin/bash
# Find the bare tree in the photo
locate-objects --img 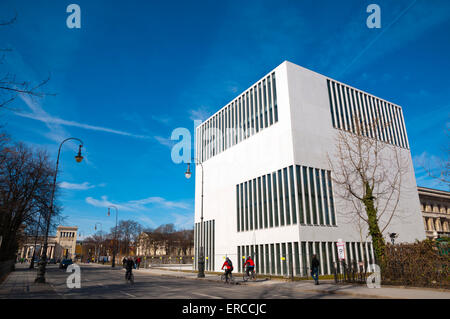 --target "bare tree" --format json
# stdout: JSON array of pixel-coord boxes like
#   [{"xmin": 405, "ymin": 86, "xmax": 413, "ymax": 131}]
[
  {"xmin": 0, "ymin": 138, "xmax": 58, "ymax": 261},
  {"xmin": 178, "ymin": 229, "xmax": 194, "ymax": 256},
  {"xmin": 328, "ymin": 116, "xmax": 410, "ymax": 263},
  {"xmin": 155, "ymin": 223, "xmax": 176, "ymax": 255},
  {"xmin": 114, "ymin": 220, "xmax": 142, "ymax": 256},
  {"xmin": 0, "ymin": 14, "xmax": 53, "ymax": 109},
  {"xmin": 136, "ymin": 225, "xmax": 193, "ymax": 257}
]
